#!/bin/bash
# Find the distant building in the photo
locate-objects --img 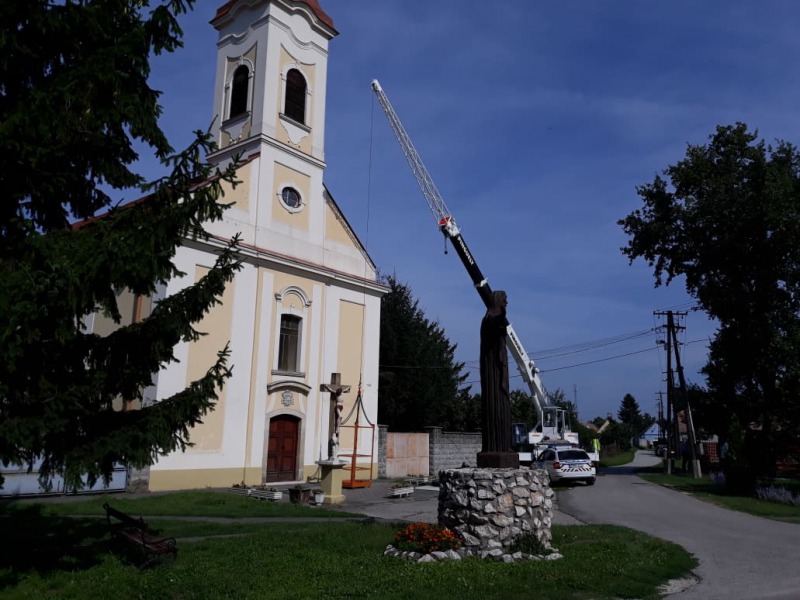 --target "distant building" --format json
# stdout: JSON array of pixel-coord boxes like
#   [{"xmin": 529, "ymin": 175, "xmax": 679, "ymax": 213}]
[{"xmin": 638, "ymin": 423, "xmax": 660, "ymax": 448}]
